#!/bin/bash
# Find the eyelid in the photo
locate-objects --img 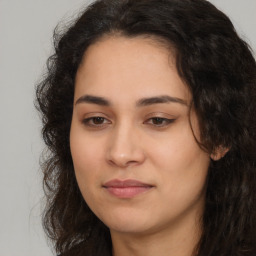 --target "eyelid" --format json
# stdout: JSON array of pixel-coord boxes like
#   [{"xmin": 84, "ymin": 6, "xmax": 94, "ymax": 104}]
[
  {"xmin": 144, "ymin": 117, "xmax": 176, "ymax": 127},
  {"xmin": 80, "ymin": 112, "xmax": 177, "ymax": 129},
  {"xmin": 144, "ymin": 112, "xmax": 177, "ymax": 119},
  {"xmin": 81, "ymin": 113, "xmax": 112, "ymax": 128},
  {"xmin": 143, "ymin": 112, "xmax": 177, "ymax": 127},
  {"xmin": 80, "ymin": 112, "xmax": 111, "ymax": 121}
]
